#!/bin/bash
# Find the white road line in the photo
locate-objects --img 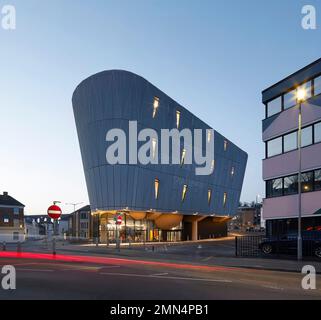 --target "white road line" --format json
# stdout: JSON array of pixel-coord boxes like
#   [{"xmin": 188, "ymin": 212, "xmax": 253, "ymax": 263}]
[
  {"xmin": 103, "ymin": 265, "xmax": 121, "ymax": 269},
  {"xmin": 262, "ymin": 285, "xmax": 284, "ymax": 290},
  {"xmin": 201, "ymin": 256, "xmax": 213, "ymax": 262},
  {"xmin": 12, "ymin": 263, "xmax": 39, "ymax": 267},
  {"xmin": 99, "ymin": 272, "xmax": 232, "ymax": 283},
  {"xmin": 150, "ymin": 272, "xmax": 169, "ymax": 276},
  {"xmin": 16, "ymin": 268, "xmax": 54, "ymax": 273}
]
